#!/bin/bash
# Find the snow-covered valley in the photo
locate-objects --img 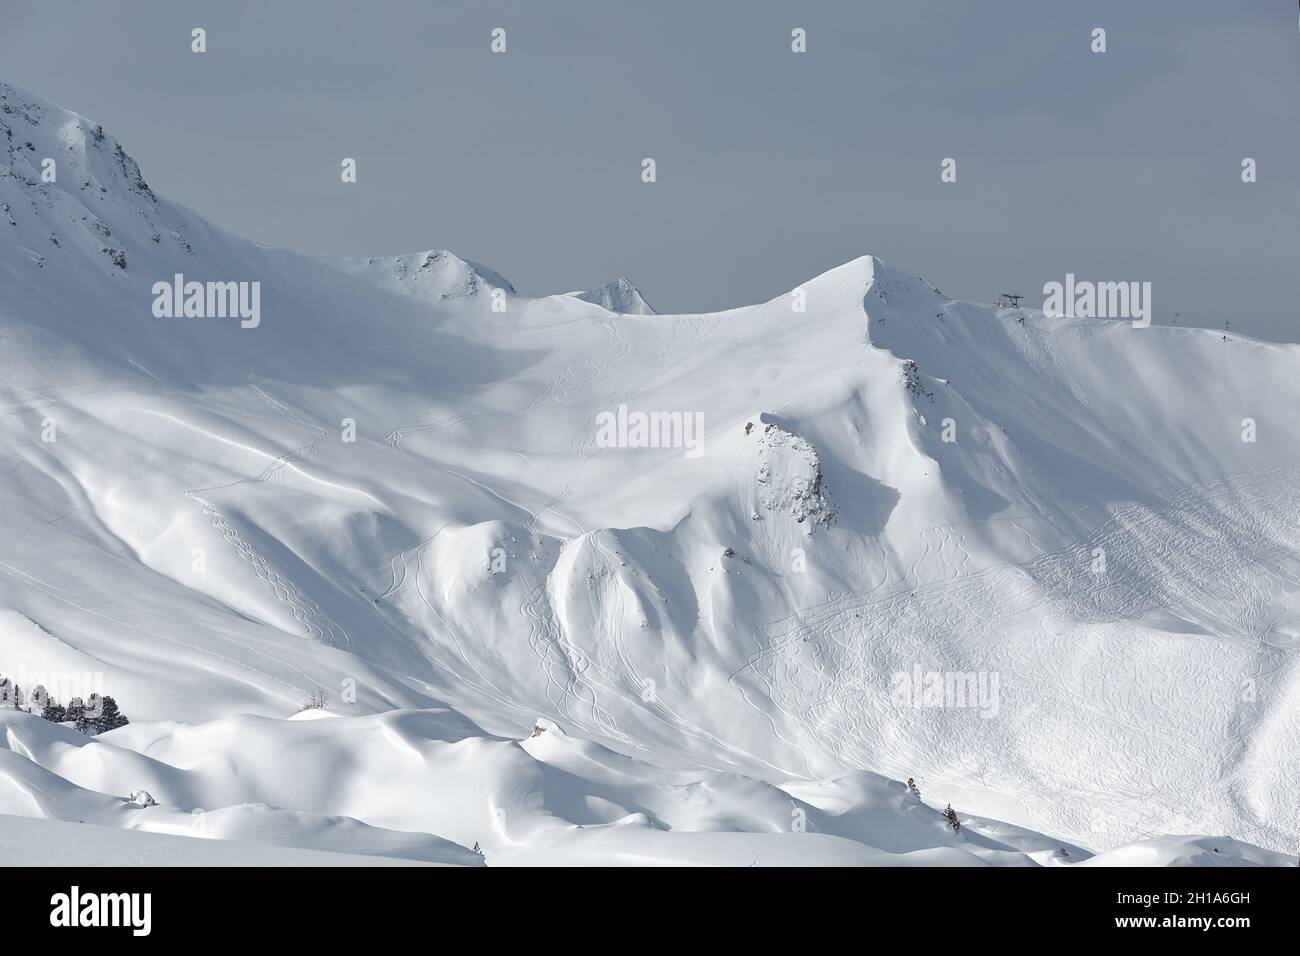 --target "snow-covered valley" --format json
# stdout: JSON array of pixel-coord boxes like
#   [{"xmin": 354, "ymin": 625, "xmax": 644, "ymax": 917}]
[{"xmin": 1, "ymin": 79, "xmax": 1296, "ymax": 866}]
